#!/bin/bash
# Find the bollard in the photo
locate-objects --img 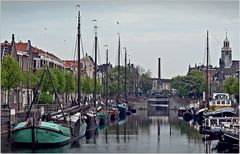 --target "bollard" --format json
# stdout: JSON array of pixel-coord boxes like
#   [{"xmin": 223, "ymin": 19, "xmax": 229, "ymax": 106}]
[
  {"xmin": 8, "ymin": 109, "xmax": 15, "ymax": 142},
  {"xmin": 40, "ymin": 106, "xmax": 44, "ymax": 116}
]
